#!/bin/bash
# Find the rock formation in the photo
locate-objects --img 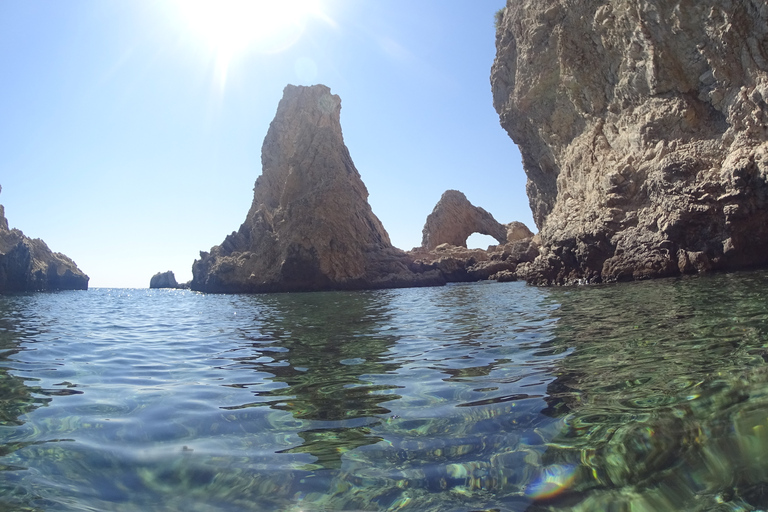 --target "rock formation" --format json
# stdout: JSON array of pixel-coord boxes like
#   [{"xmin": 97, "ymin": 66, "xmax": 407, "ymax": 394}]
[
  {"xmin": 492, "ymin": 0, "xmax": 768, "ymax": 284},
  {"xmin": 420, "ymin": 190, "xmax": 509, "ymax": 249},
  {"xmin": 191, "ymin": 85, "xmax": 444, "ymax": 293},
  {"xmin": 149, "ymin": 271, "xmax": 178, "ymax": 289},
  {"xmin": 409, "ymin": 189, "xmax": 537, "ymax": 282},
  {"xmin": 0, "ymin": 185, "xmax": 89, "ymax": 292}
]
